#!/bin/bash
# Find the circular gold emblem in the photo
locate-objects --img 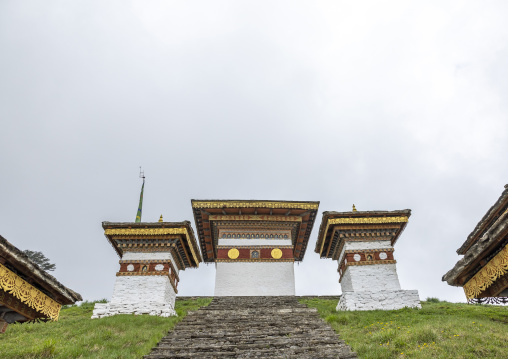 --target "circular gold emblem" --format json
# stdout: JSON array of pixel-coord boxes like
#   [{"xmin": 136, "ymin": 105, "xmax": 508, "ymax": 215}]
[
  {"xmin": 271, "ymin": 248, "xmax": 283, "ymax": 259},
  {"xmin": 228, "ymin": 248, "xmax": 240, "ymax": 259}
]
